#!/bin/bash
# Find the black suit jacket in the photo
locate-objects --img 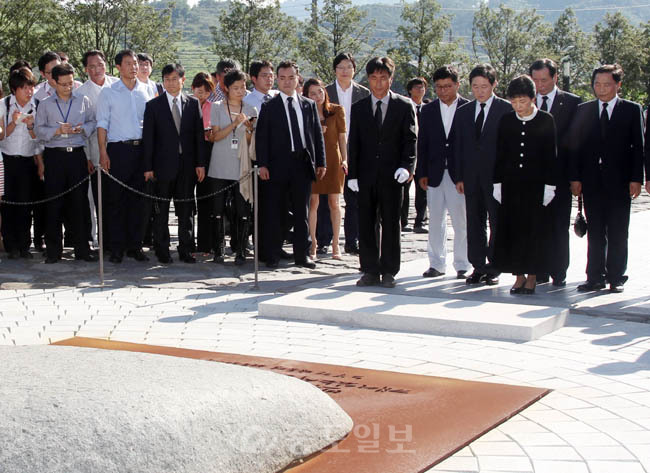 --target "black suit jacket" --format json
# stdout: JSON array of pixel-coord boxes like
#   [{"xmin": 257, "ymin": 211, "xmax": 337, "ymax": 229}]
[
  {"xmin": 143, "ymin": 92, "xmax": 206, "ymax": 181},
  {"xmin": 256, "ymin": 93, "xmax": 326, "ymax": 180},
  {"xmin": 415, "ymin": 96, "xmax": 469, "ymax": 186},
  {"xmin": 546, "ymin": 89, "xmax": 581, "ymax": 178},
  {"xmin": 453, "ymin": 96, "xmax": 512, "ymax": 190},
  {"xmin": 325, "ymin": 81, "xmax": 370, "ymax": 106},
  {"xmin": 569, "ymin": 98, "xmax": 644, "ymax": 191},
  {"xmin": 348, "ymin": 91, "xmax": 417, "ymax": 183}
]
